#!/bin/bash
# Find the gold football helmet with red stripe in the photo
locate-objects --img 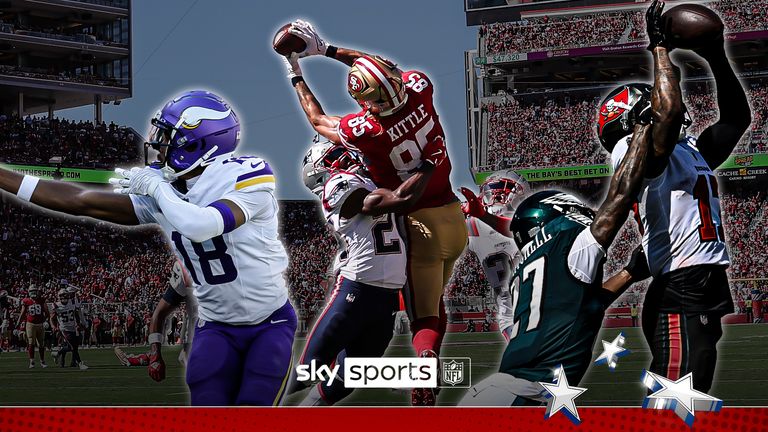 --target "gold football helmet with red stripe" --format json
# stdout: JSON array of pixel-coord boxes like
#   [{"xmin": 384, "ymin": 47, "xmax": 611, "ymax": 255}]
[{"xmin": 347, "ymin": 55, "xmax": 407, "ymax": 116}]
